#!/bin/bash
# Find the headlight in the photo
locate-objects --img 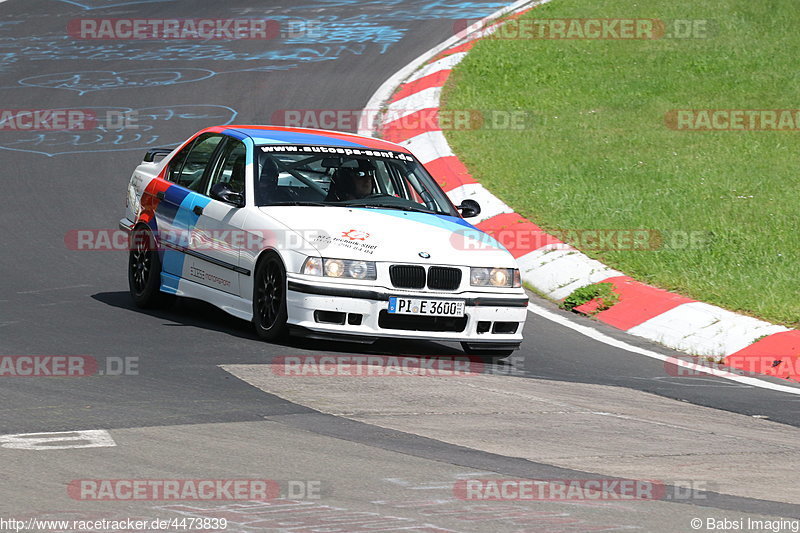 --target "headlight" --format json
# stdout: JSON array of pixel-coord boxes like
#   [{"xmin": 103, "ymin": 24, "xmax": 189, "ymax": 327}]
[
  {"xmin": 302, "ymin": 257, "xmax": 376, "ymax": 280},
  {"xmin": 345, "ymin": 260, "xmax": 372, "ymax": 280},
  {"xmin": 470, "ymin": 267, "xmax": 521, "ymax": 288},
  {"xmin": 302, "ymin": 257, "xmax": 323, "ymax": 276},
  {"xmin": 324, "ymin": 259, "xmax": 345, "ymax": 277}
]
